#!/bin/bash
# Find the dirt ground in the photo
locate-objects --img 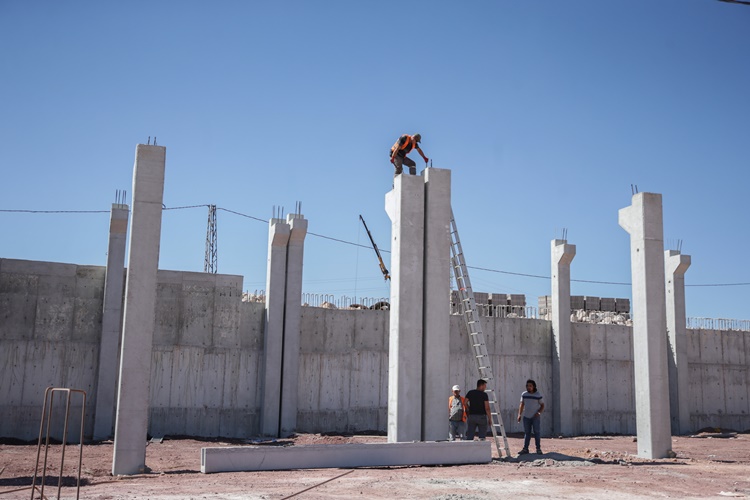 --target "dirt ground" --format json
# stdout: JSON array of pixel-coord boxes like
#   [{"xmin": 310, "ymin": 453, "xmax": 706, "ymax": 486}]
[{"xmin": 1, "ymin": 431, "xmax": 749, "ymax": 499}]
